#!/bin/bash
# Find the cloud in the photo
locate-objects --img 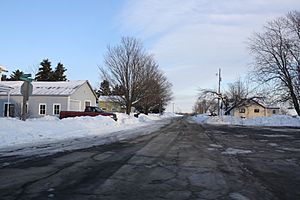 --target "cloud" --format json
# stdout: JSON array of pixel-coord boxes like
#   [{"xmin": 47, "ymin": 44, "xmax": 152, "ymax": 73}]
[{"xmin": 119, "ymin": 0, "xmax": 300, "ymax": 112}]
